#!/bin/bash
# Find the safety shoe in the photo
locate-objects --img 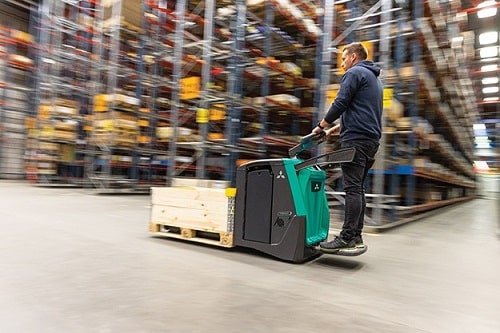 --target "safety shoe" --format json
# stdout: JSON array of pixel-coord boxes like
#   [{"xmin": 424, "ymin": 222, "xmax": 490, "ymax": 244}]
[{"xmin": 319, "ymin": 236, "xmax": 356, "ymax": 254}]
